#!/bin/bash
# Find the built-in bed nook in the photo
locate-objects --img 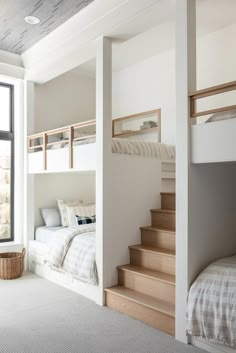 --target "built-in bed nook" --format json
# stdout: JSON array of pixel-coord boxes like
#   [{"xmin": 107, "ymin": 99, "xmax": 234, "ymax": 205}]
[
  {"xmin": 26, "ymin": 50, "xmax": 175, "ymax": 305},
  {"xmin": 176, "ymin": 2, "xmax": 236, "ymax": 353}
]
